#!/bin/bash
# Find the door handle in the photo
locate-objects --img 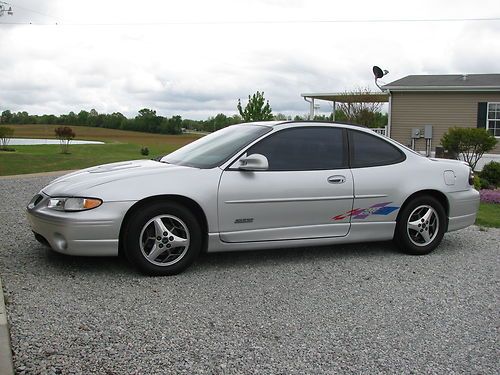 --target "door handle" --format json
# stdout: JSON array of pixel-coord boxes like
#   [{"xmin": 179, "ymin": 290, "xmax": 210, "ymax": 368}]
[{"xmin": 327, "ymin": 175, "xmax": 346, "ymax": 184}]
